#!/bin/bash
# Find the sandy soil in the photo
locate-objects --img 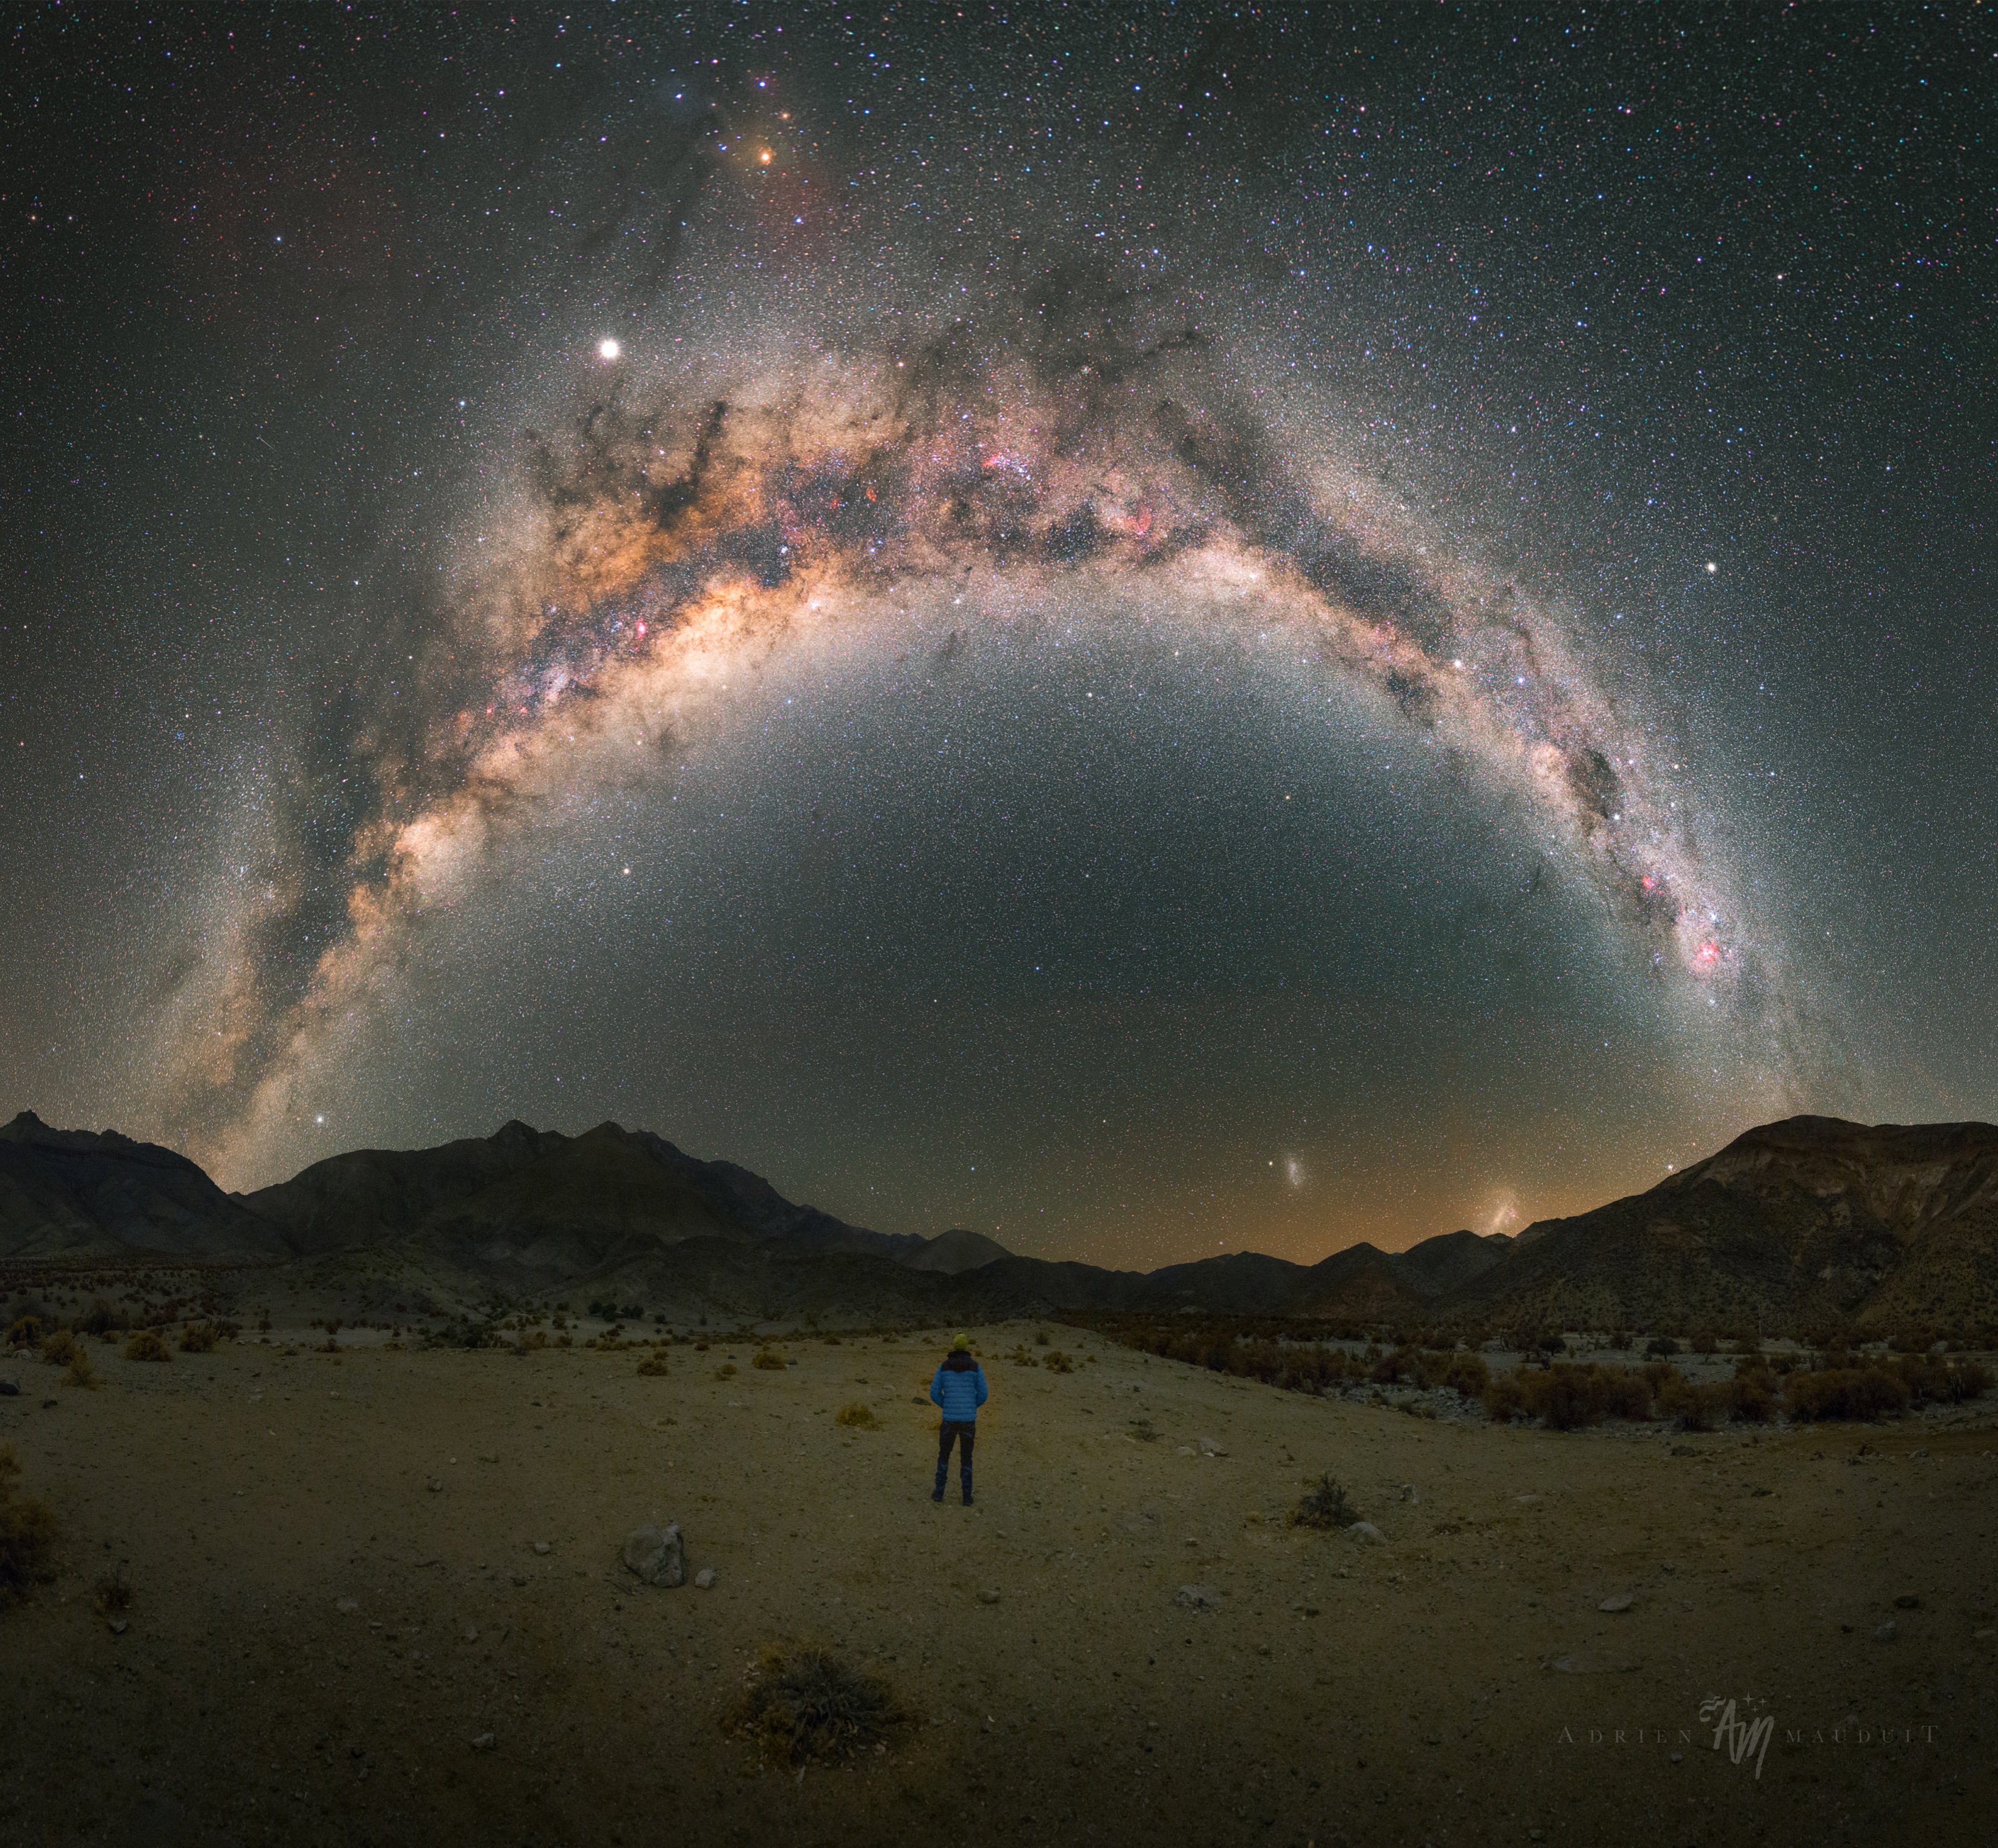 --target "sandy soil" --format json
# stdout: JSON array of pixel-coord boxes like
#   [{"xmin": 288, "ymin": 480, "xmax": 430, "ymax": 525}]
[{"xmin": 3, "ymin": 1323, "xmax": 1994, "ymax": 1847}]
